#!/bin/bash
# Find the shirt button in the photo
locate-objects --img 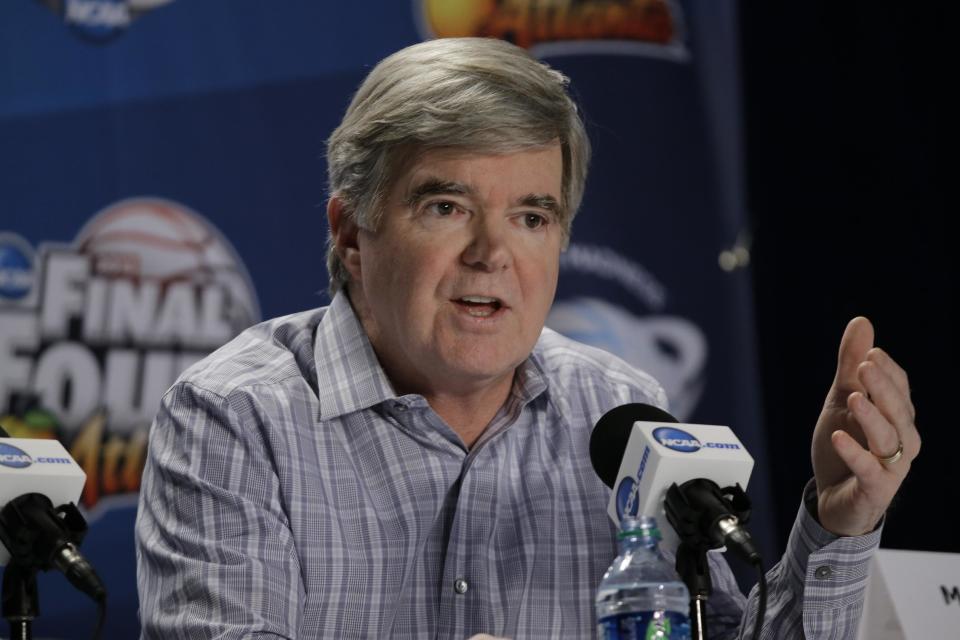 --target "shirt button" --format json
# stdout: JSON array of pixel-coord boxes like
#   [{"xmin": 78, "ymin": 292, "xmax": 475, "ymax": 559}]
[
  {"xmin": 394, "ymin": 403, "xmax": 407, "ymax": 412},
  {"xmin": 454, "ymin": 578, "xmax": 469, "ymax": 594},
  {"xmin": 814, "ymin": 565, "xmax": 833, "ymax": 579}
]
